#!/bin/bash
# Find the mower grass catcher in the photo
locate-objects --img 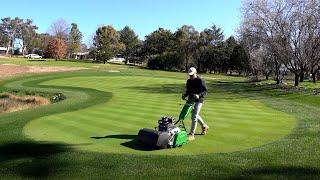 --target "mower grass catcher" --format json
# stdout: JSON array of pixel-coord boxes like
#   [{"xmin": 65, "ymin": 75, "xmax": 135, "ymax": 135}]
[{"xmin": 137, "ymin": 102, "xmax": 194, "ymax": 149}]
